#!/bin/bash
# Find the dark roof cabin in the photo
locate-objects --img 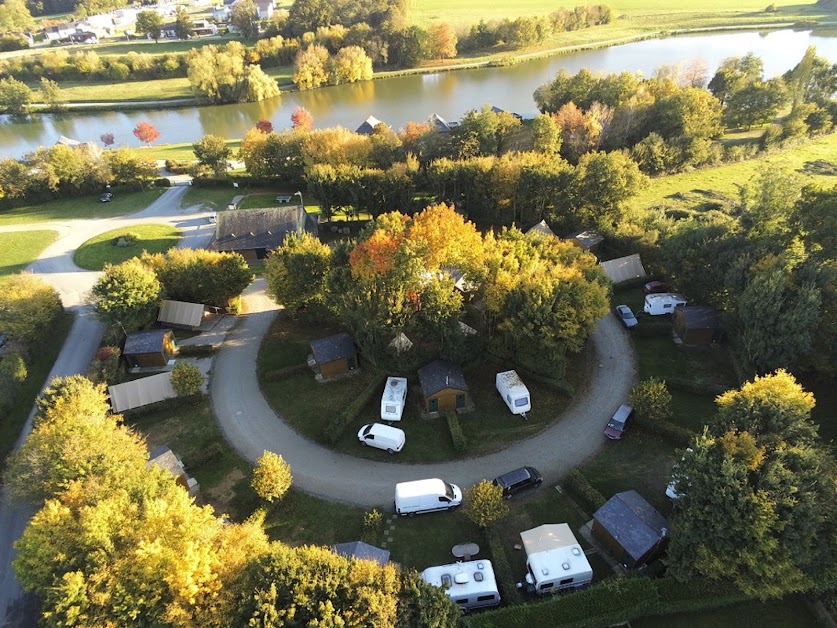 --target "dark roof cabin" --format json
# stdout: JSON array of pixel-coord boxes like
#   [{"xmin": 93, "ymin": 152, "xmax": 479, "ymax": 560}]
[
  {"xmin": 673, "ymin": 305, "xmax": 722, "ymax": 345},
  {"xmin": 592, "ymin": 490, "xmax": 669, "ymax": 568},
  {"xmin": 309, "ymin": 332, "xmax": 357, "ymax": 379},
  {"xmin": 122, "ymin": 329, "xmax": 176, "ymax": 369},
  {"xmin": 331, "ymin": 541, "xmax": 390, "ymax": 566},
  {"xmin": 417, "ymin": 359, "xmax": 470, "ymax": 415},
  {"xmin": 567, "ymin": 229, "xmax": 604, "ymax": 254},
  {"xmin": 356, "ymin": 115, "xmax": 384, "ymax": 135},
  {"xmin": 211, "ymin": 205, "xmax": 318, "ymax": 261},
  {"xmin": 526, "ymin": 220, "xmax": 557, "ymax": 238}
]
